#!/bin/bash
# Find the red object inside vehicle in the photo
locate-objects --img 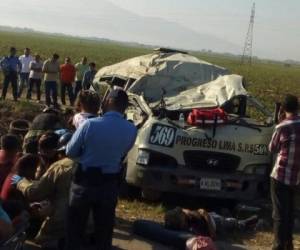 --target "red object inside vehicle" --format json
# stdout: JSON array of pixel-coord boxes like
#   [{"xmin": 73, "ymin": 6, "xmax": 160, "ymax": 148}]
[{"xmin": 187, "ymin": 108, "xmax": 228, "ymax": 126}]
